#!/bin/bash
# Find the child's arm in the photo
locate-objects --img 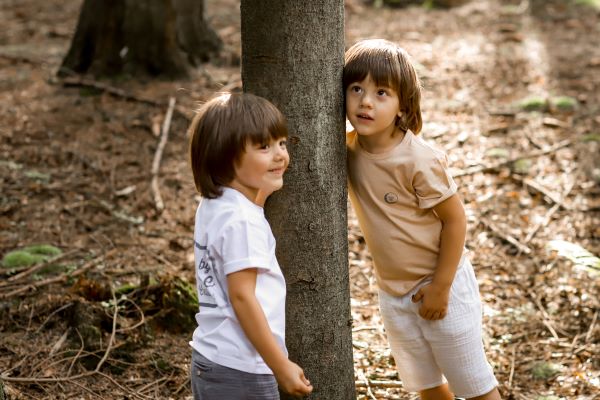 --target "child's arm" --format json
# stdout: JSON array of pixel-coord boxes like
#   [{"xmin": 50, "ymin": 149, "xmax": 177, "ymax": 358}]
[
  {"xmin": 412, "ymin": 194, "xmax": 467, "ymax": 320},
  {"xmin": 227, "ymin": 269, "xmax": 313, "ymax": 396}
]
